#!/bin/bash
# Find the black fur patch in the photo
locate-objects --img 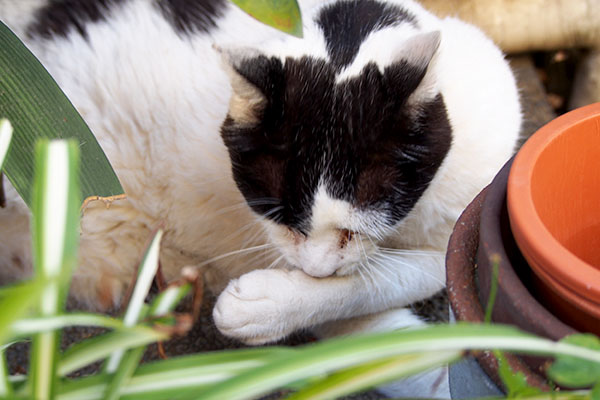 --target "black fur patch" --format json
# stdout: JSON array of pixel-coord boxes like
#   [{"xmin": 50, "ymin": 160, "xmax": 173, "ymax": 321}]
[
  {"xmin": 156, "ymin": 0, "xmax": 226, "ymax": 35},
  {"xmin": 410, "ymin": 290, "xmax": 449, "ymax": 323},
  {"xmin": 221, "ymin": 55, "xmax": 451, "ymax": 233},
  {"xmin": 28, "ymin": 0, "xmax": 226, "ymax": 39},
  {"xmin": 317, "ymin": 0, "xmax": 416, "ymax": 69},
  {"xmin": 29, "ymin": 0, "xmax": 124, "ymax": 39}
]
